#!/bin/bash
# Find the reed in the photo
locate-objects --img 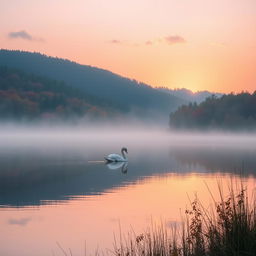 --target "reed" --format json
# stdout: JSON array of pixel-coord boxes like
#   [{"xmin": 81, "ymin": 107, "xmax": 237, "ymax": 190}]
[{"xmin": 112, "ymin": 183, "xmax": 256, "ymax": 256}]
